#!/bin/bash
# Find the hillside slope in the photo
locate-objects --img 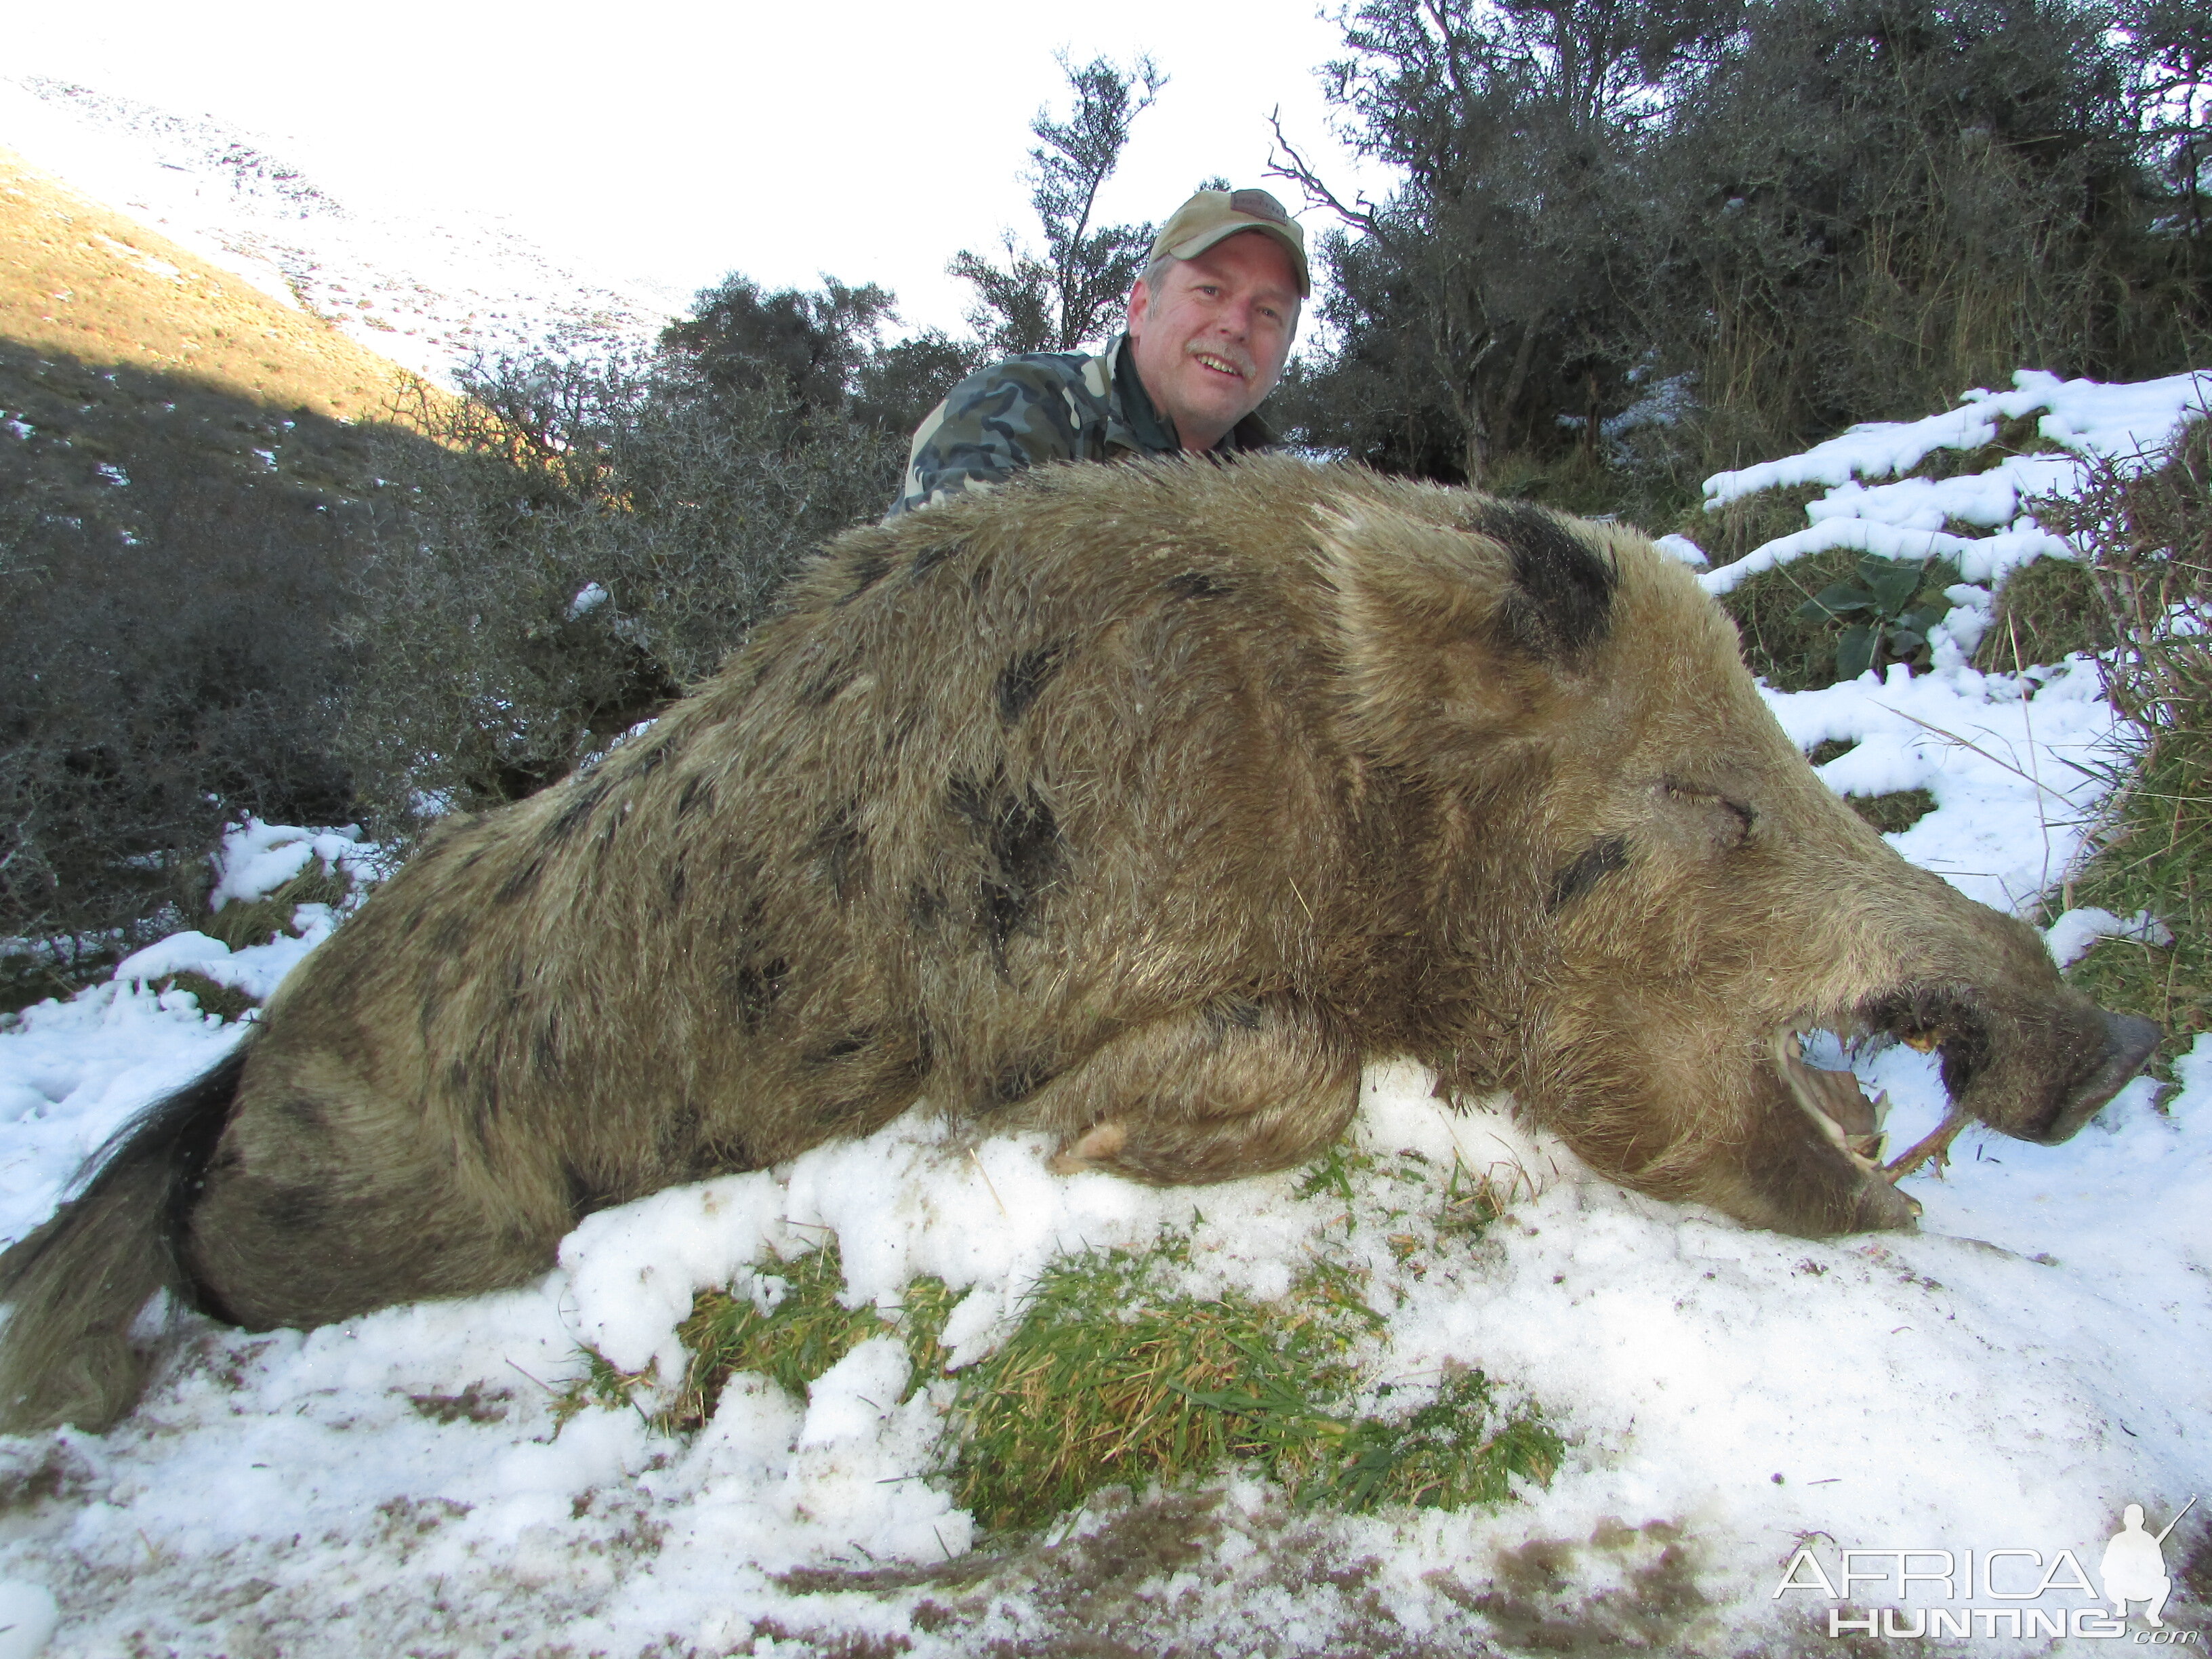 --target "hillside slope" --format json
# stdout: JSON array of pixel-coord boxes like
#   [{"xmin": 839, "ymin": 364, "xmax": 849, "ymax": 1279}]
[
  {"xmin": 0, "ymin": 76, "xmax": 674, "ymax": 387},
  {"xmin": 1, "ymin": 146, "xmax": 455, "ymax": 961},
  {"xmin": 3, "ymin": 142, "xmax": 420, "ymax": 421}
]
